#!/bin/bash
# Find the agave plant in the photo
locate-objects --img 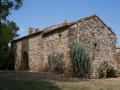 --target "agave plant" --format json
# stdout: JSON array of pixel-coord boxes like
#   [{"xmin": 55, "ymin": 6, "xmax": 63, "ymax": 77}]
[{"xmin": 70, "ymin": 42, "xmax": 91, "ymax": 78}]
